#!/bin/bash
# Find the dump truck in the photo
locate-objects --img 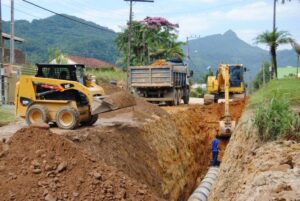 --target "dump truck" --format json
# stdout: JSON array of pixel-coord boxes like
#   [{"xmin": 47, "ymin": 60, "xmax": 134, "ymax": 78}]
[
  {"xmin": 204, "ymin": 64, "xmax": 246, "ymax": 105},
  {"xmin": 128, "ymin": 59, "xmax": 192, "ymax": 106},
  {"xmin": 15, "ymin": 64, "xmax": 135, "ymax": 129}
]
